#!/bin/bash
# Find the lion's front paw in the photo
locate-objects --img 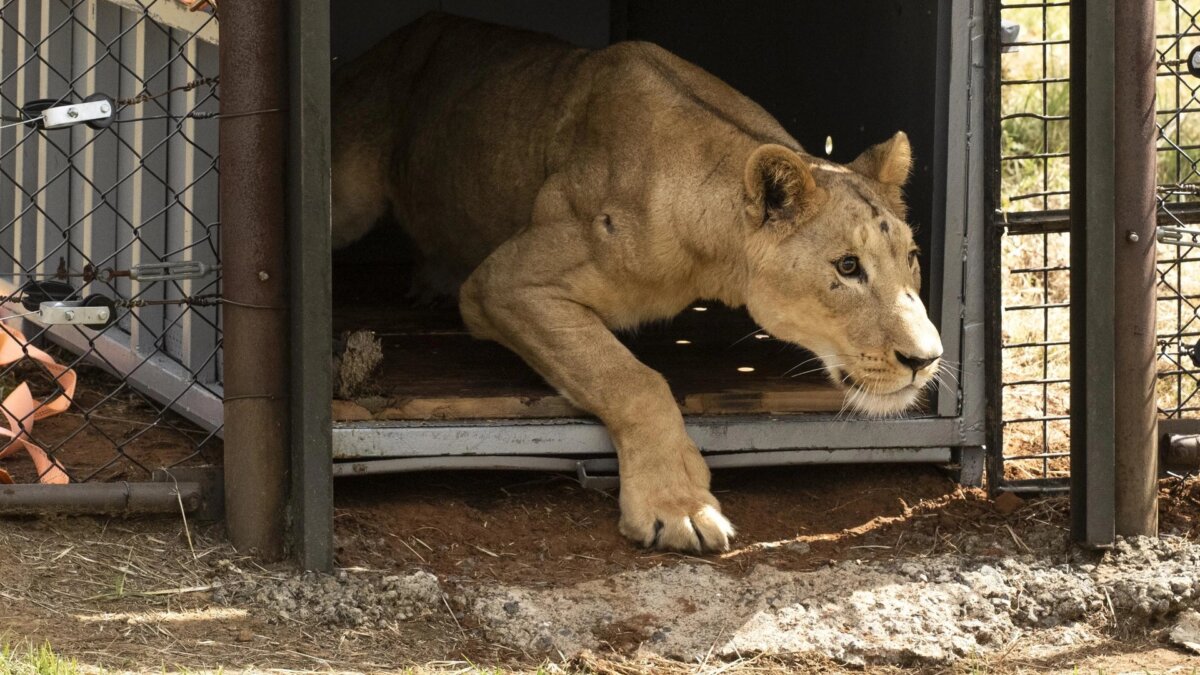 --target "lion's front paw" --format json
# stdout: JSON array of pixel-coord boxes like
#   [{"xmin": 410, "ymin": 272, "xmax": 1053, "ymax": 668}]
[{"xmin": 618, "ymin": 484, "xmax": 735, "ymax": 553}]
